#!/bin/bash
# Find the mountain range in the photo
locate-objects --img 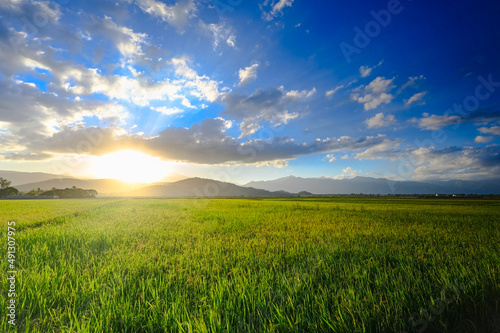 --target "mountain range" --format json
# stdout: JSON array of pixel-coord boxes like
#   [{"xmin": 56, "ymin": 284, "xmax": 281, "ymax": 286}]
[
  {"xmin": 2, "ymin": 170, "xmax": 500, "ymax": 197},
  {"xmin": 245, "ymin": 176, "xmax": 500, "ymax": 195}
]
